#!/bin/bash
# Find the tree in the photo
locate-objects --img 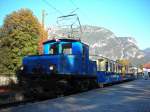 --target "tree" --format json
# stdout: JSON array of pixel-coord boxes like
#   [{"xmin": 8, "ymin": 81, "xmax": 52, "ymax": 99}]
[
  {"xmin": 38, "ymin": 25, "xmax": 48, "ymax": 54},
  {"xmin": 117, "ymin": 59, "xmax": 131, "ymax": 75},
  {"xmin": 0, "ymin": 9, "xmax": 47, "ymax": 75}
]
